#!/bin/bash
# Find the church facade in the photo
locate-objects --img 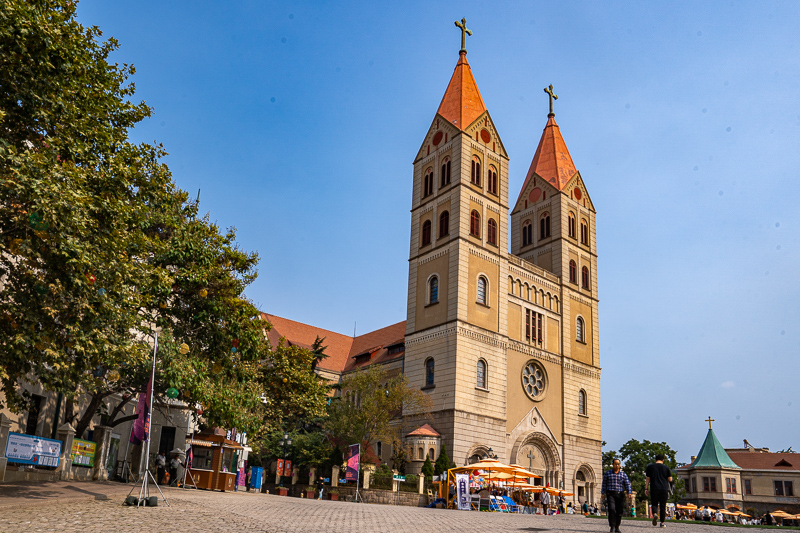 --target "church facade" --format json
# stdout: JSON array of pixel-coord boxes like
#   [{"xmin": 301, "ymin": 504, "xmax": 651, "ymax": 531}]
[{"xmin": 265, "ymin": 33, "xmax": 602, "ymax": 504}]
